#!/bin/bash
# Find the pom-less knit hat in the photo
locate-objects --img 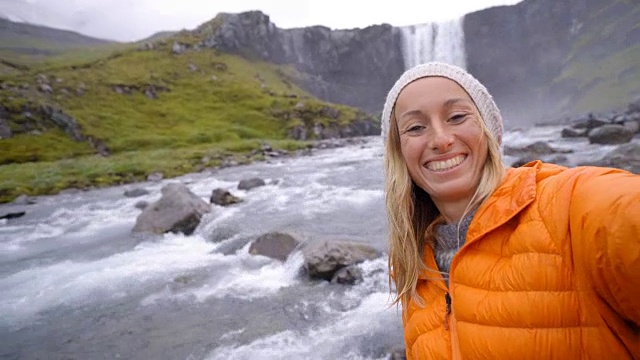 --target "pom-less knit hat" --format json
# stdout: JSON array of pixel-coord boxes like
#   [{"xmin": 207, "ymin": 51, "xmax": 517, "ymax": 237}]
[{"xmin": 381, "ymin": 62, "xmax": 503, "ymax": 145}]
